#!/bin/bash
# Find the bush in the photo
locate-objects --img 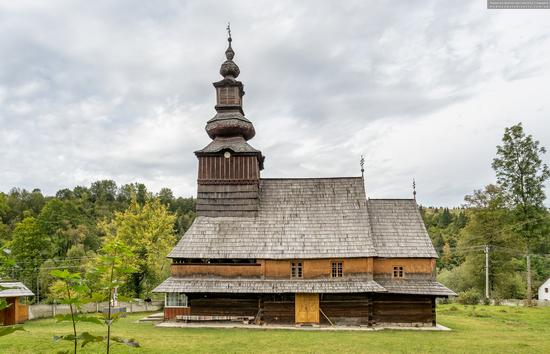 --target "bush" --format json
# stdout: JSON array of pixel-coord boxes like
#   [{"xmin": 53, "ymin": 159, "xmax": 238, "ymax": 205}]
[{"xmin": 458, "ymin": 289, "xmax": 482, "ymax": 305}]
